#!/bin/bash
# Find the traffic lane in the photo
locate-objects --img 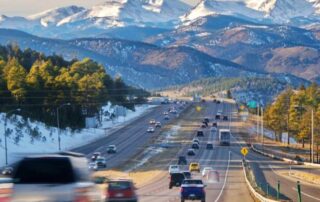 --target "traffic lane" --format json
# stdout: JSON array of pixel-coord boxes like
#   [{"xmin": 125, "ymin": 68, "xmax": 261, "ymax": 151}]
[
  {"xmin": 103, "ymin": 104, "xmax": 189, "ymax": 168},
  {"xmin": 73, "ymin": 103, "xmax": 185, "ymax": 169},
  {"xmin": 215, "ymin": 101, "xmax": 253, "ymax": 202},
  {"xmin": 72, "ymin": 105, "xmax": 166, "ymax": 154},
  {"xmin": 248, "ymin": 151, "xmax": 320, "ymax": 202},
  {"xmin": 228, "ymin": 102, "xmax": 320, "ymax": 202},
  {"xmin": 137, "ymin": 102, "xmax": 220, "ymax": 202}
]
